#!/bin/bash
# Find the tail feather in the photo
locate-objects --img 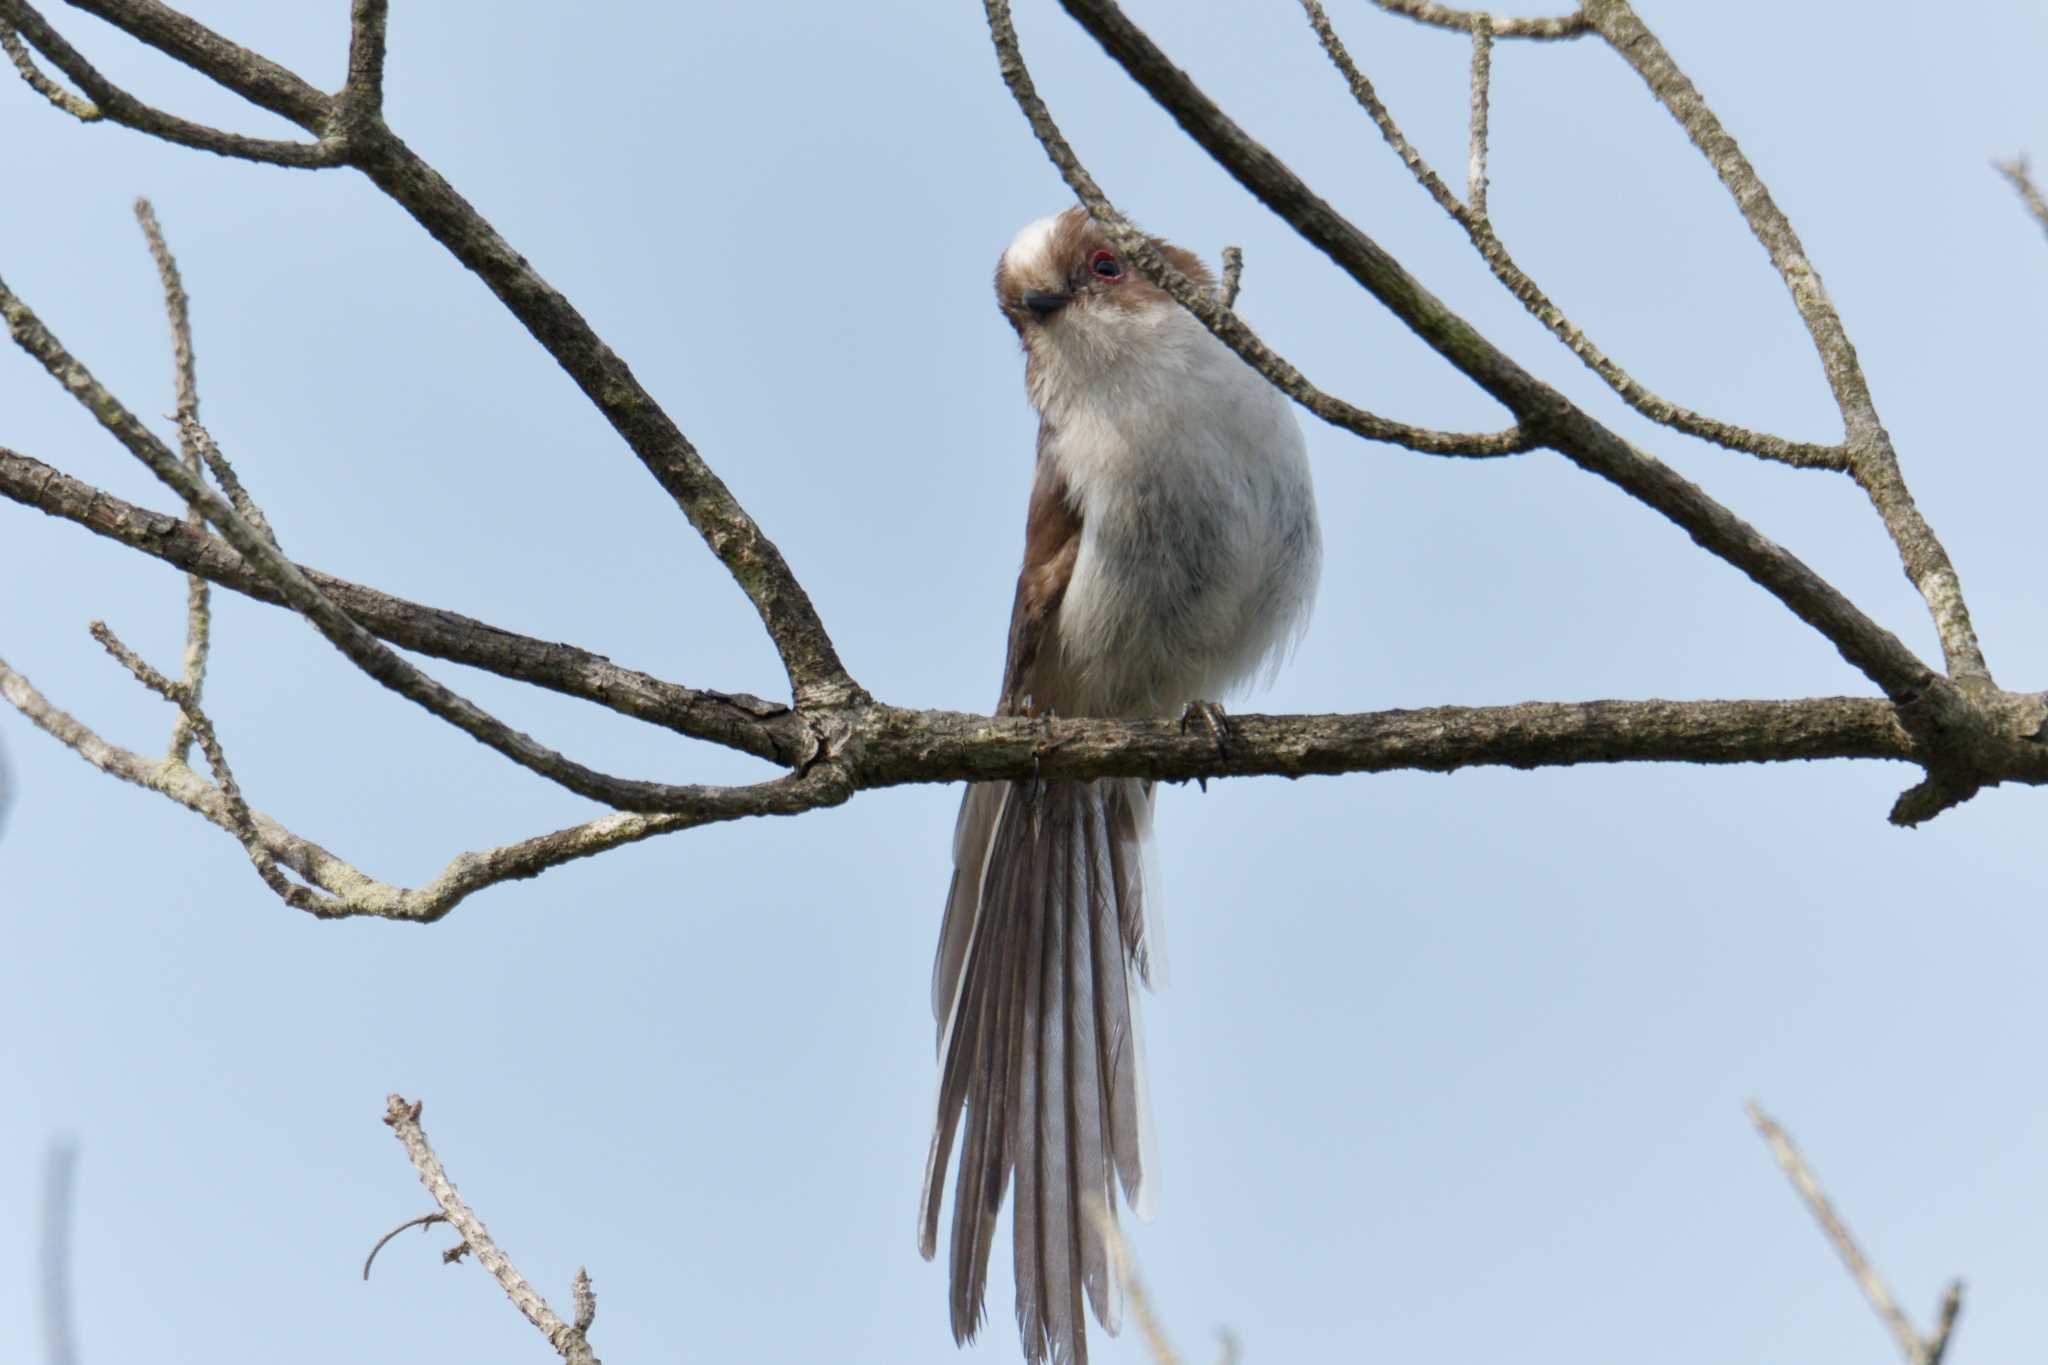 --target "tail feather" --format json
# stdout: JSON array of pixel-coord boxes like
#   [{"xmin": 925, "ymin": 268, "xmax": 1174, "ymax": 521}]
[{"xmin": 922, "ymin": 777, "xmax": 1155, "ymax": 1365}]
